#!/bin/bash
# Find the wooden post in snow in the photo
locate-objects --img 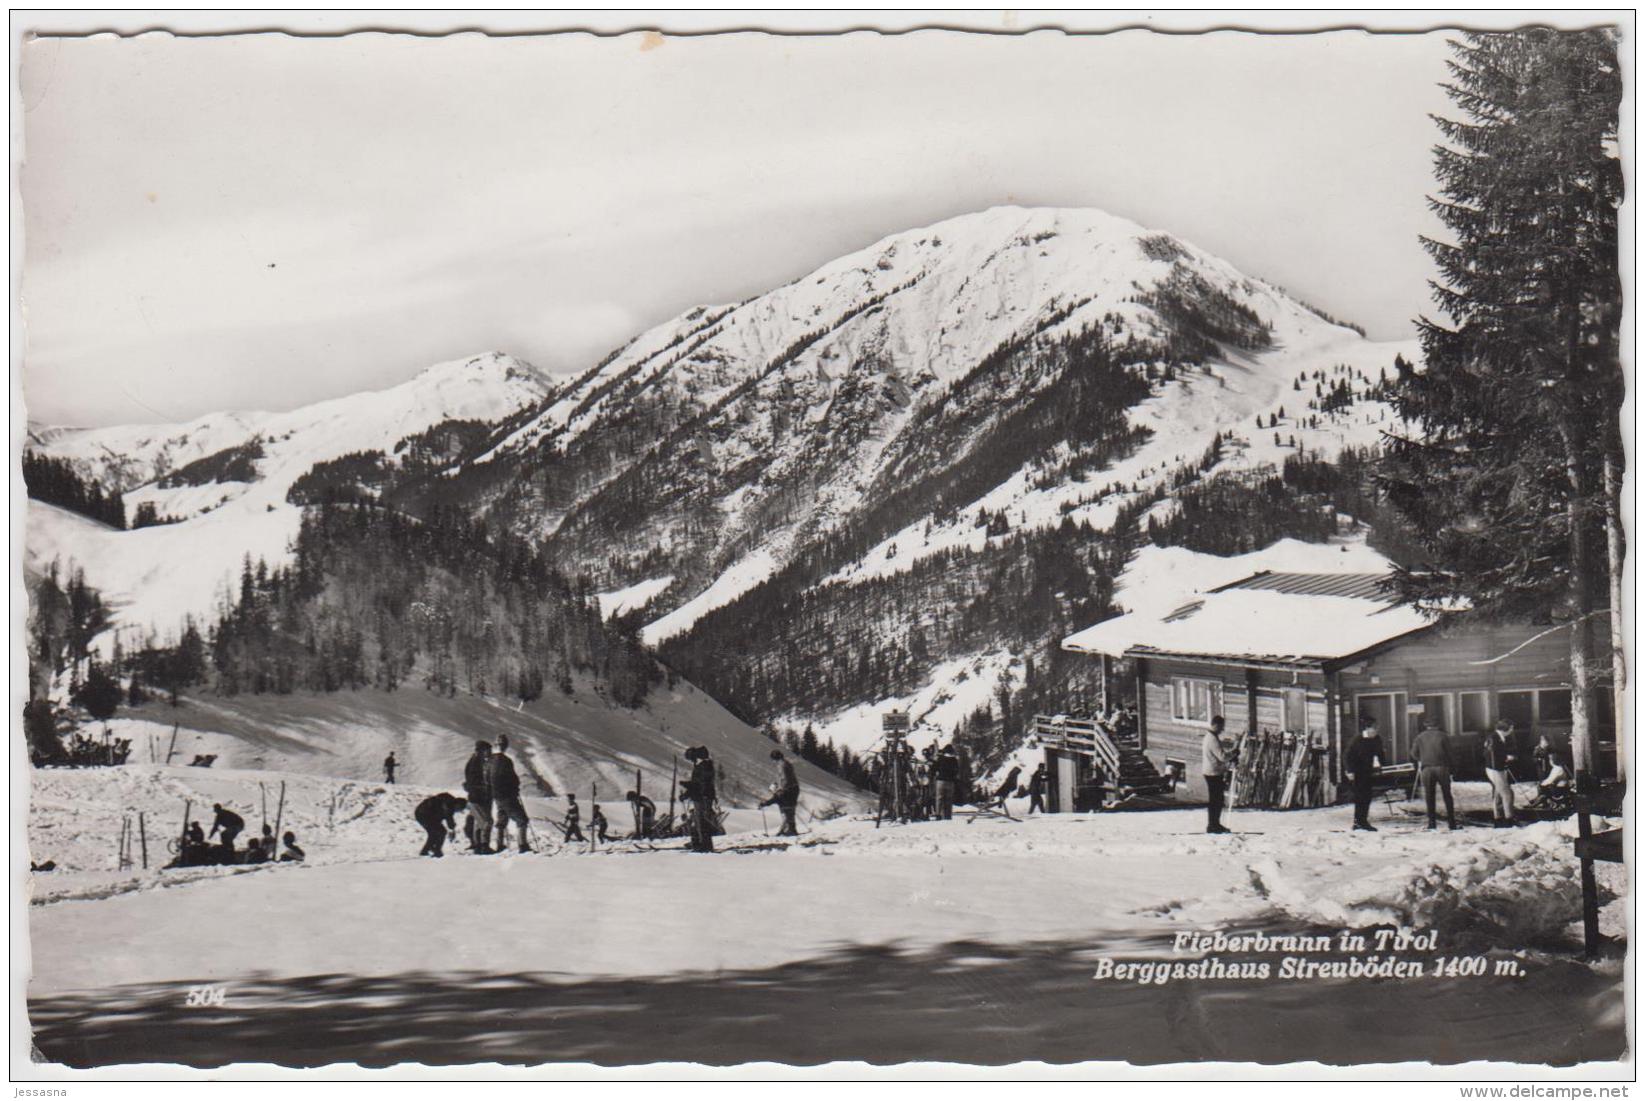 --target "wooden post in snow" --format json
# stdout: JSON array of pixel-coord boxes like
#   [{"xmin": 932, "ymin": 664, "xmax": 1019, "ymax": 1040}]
[
  {"xmin": 589, "ymin": 782, "xmax": 598, "ymax": 852},
  {"xmin": 138, "ymin": 811, "xmax": 148, "ymax": 870},
  {"xmin": 272, "ymin": 781, "xmax": 287, "ymax": 862},
  {"xmin": 668, "ymin": 757, "xmax": 677, "ymax": 829},
  {"xmin": 165, "ymin": 723, "xmax": 179, "ymax": 765}
]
